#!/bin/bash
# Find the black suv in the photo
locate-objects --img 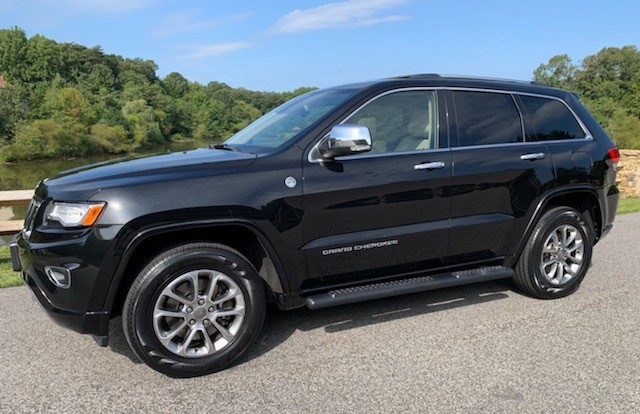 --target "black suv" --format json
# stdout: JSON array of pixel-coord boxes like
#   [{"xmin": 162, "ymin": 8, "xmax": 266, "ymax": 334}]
[{"xmin": 11, "ymin": 75, "xmax": 619, "ymax": 377}]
